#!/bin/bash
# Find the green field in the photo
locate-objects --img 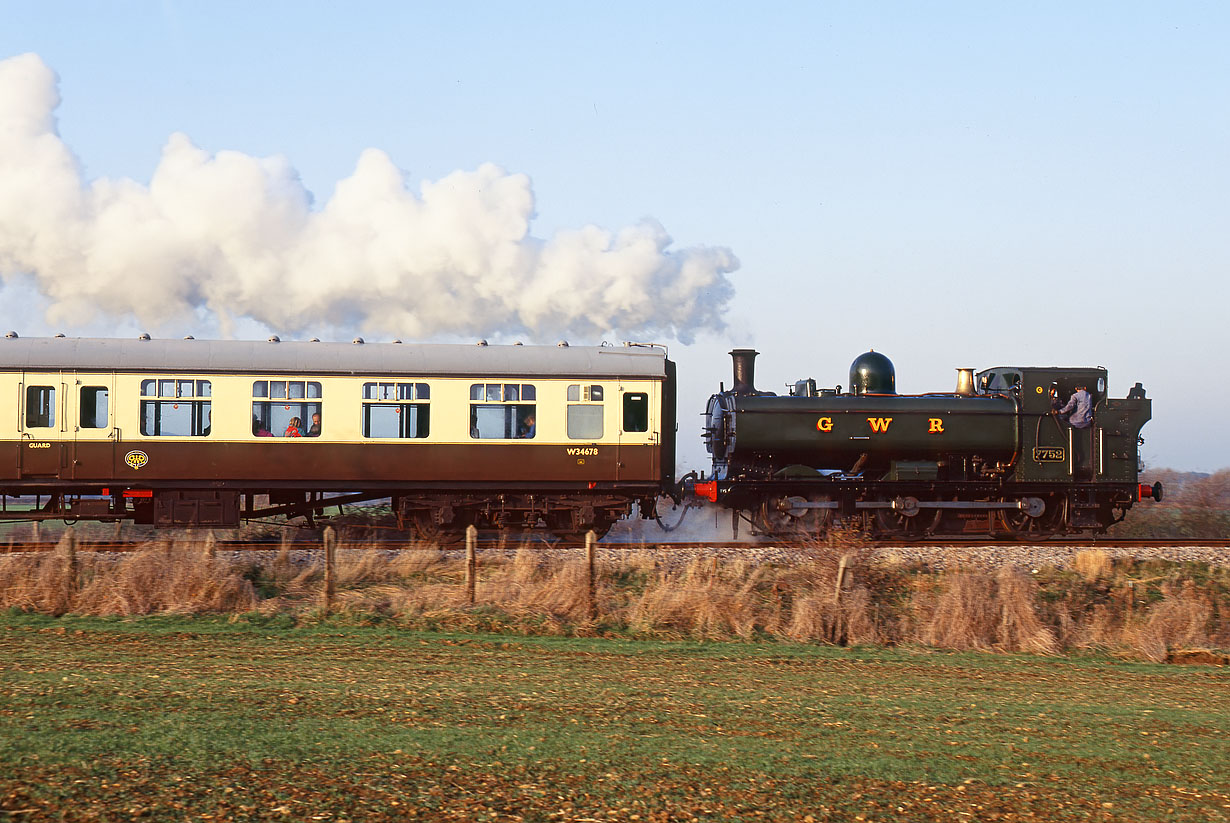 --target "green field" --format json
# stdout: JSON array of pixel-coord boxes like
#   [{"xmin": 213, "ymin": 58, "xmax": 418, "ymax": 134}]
[{"xmin": 1, "ymin": 613, "xmax": 1226, "ymax": 822}]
